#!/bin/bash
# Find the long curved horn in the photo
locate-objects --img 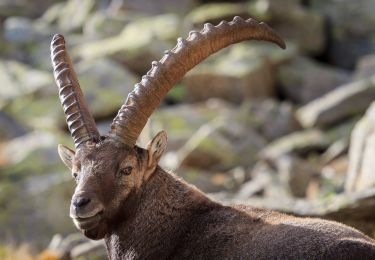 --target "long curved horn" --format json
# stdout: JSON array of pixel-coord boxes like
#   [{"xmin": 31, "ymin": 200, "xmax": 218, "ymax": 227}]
[
  {"xmin": 109, "ymin": 16, "xmax": 286, "ymax": 145},
  {"xmin": 51, "ymin": 34, "xmax": 100, "ymax": 148}
]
